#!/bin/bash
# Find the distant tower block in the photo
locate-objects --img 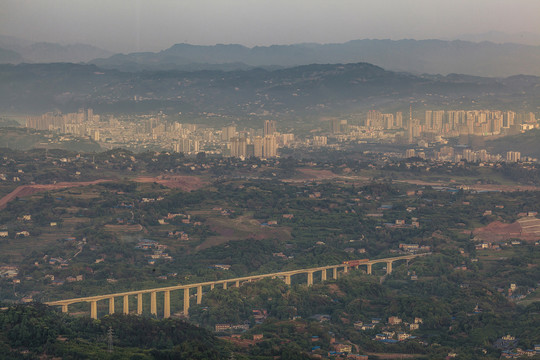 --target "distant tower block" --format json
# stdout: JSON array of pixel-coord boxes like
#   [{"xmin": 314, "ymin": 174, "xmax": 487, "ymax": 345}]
[
  {"xmin": 264, "ymin": 120, "xmax": 276, "ymax": 137},
  {"xmin": 408, "ymin": 105, "xmax": 413, "ymax": 144}
]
